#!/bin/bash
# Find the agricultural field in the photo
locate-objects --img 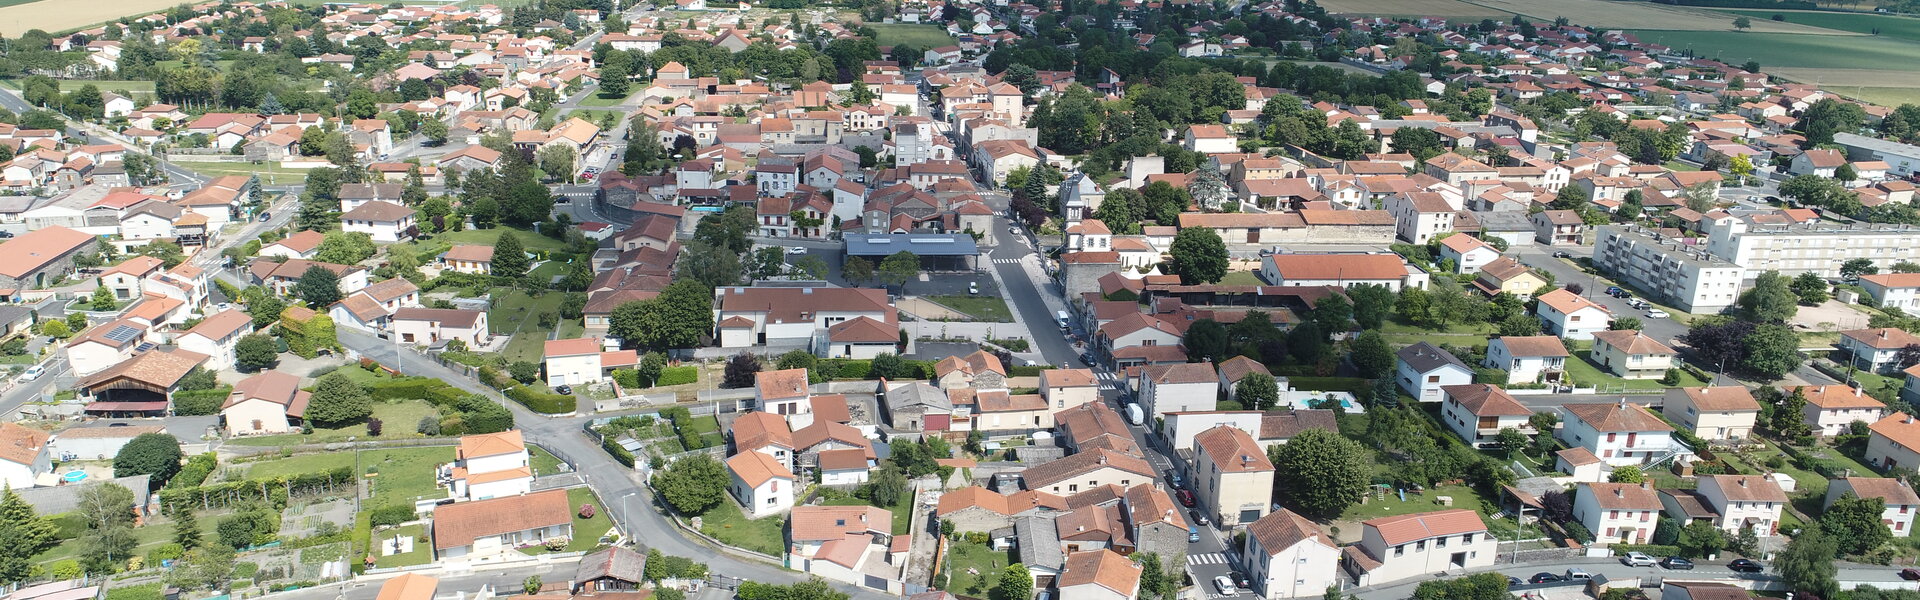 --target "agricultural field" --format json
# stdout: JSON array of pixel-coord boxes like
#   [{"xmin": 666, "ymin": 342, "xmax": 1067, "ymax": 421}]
[
  {"xmin": 868, "ymin": 23, "xmax": 958, "ymax": 49},
  {"xmin": 0, "ymin": 0, "xmax": 184, "ymax": 36},
  {"xmin": 1720, "ymin": 8, "xmax": 1920, "ymax": 41},
  {"xmin": 1467, "ymin": 0, "xmax": 1850, "ymax": 31},
  {"xmin": 1628, "ymin": 29, "xmax": 1920, "ymax": 71},
  {"xmin": 1314, "ymin": 0, "xmax": 1506, "ymax": 18}
]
